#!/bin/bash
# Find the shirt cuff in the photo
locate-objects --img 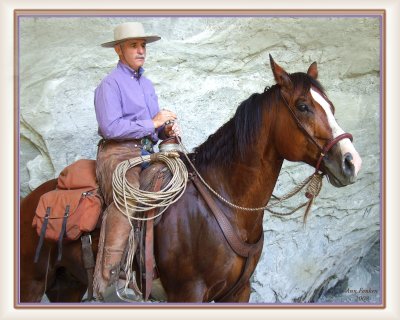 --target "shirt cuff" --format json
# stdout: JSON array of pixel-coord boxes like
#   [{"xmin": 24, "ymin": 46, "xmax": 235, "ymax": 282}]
[{"xmin": 136, "ymin": 119, "xmax": 155, "ymax": 137}]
